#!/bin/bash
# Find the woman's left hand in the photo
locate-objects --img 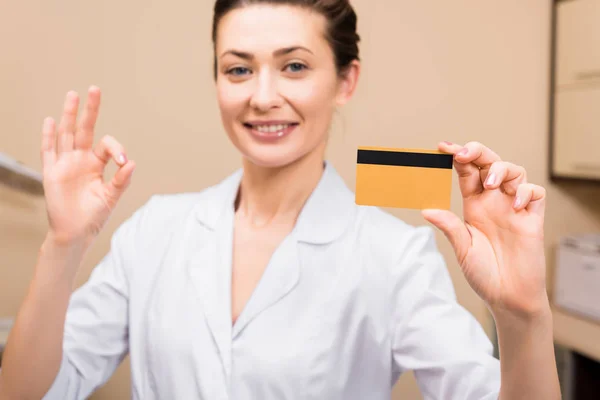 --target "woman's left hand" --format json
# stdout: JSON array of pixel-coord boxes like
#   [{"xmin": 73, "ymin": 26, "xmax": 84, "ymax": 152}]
[{"xmin": 422, "ymin": 141, "xmax": 549, "ymax": 318}]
